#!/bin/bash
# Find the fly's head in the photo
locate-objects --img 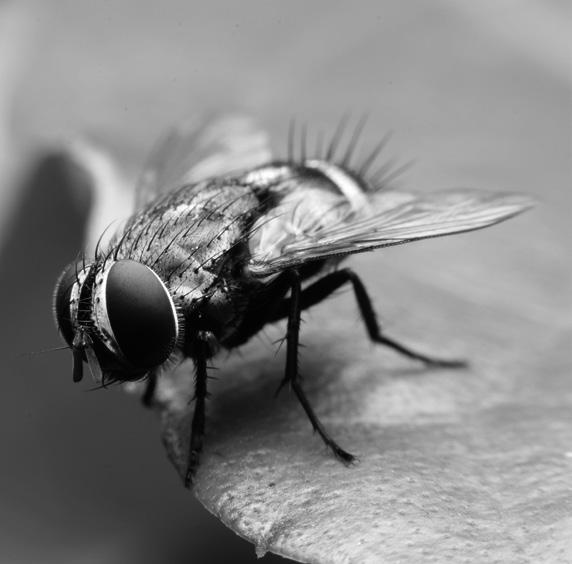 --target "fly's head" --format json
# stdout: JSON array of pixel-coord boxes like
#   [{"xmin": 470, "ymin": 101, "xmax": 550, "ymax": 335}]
[{"xmin": 53, "ymin": 259, "xmax": 183, "ymax": 385}]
